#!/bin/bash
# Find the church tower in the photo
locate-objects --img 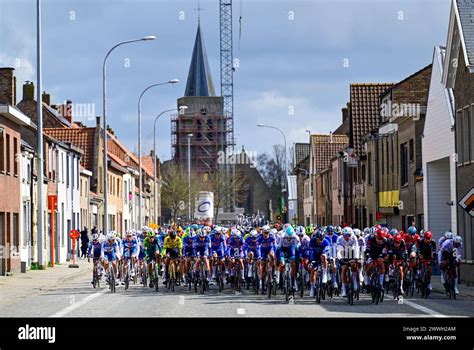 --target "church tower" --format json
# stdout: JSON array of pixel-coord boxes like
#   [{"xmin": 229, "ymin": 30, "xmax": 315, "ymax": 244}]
[{"xmin": 172, "ymin": 22, "xmax": 228, "ymax": 175}]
